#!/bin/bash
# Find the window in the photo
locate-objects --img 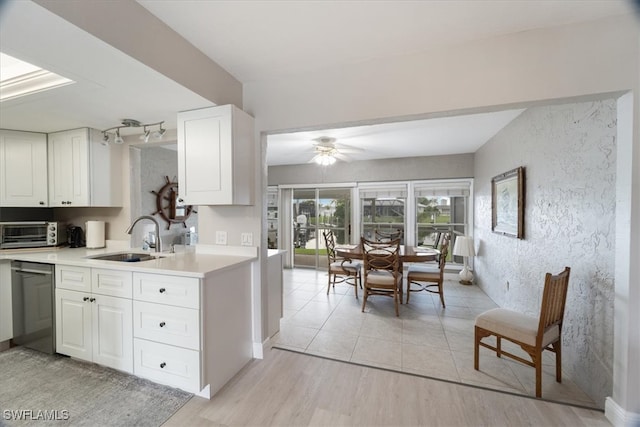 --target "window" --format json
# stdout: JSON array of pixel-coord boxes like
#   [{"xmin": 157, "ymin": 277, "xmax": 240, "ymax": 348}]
[
  {"xmin": 359, "ymin": 184, "xmax": 407, "ymax": 243},
  {"xmin": 413, "ymin": 180, "xmax": 472, "ymax": 261}
]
